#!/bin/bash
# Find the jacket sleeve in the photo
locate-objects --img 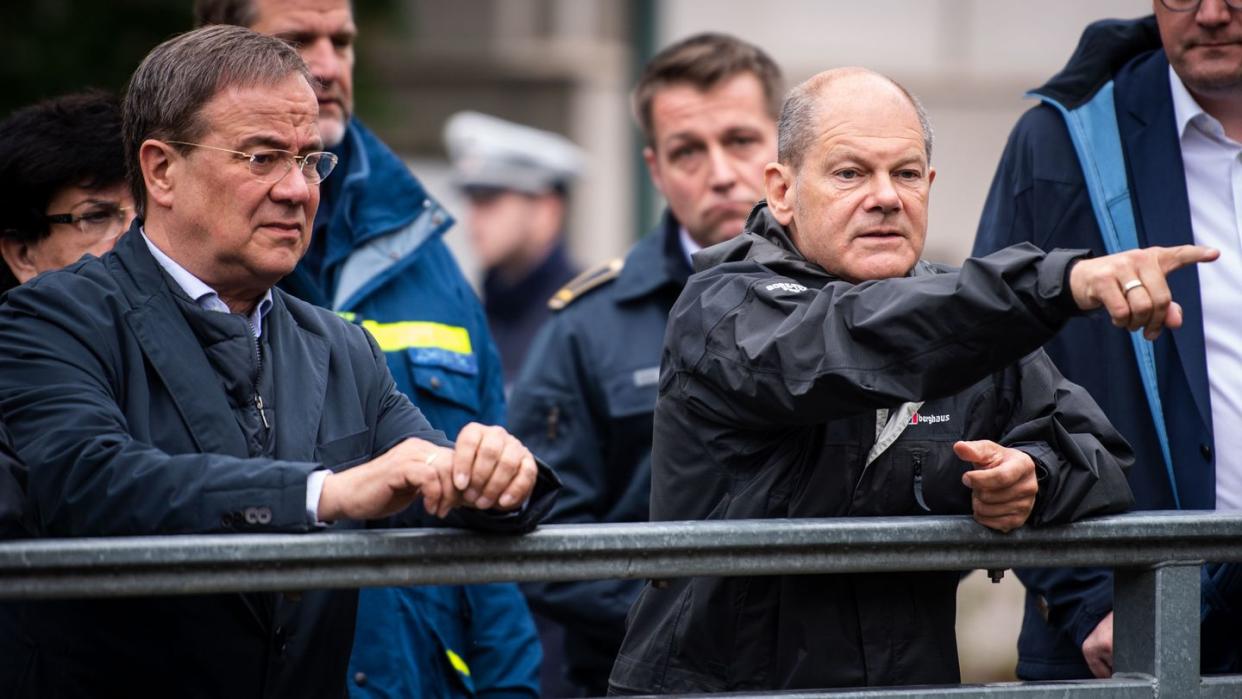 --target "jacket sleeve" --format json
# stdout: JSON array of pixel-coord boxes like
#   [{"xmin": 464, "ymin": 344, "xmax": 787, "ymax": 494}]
[
  {"xmin": 1014, "ymin": 567, "xmax": 1114, "ymax": 651},
  {"xmin": 508, "ymin": 317, "xmax": 643, "ymax": 638},
  {"xmin": 674, "ymin": 243, "xmax": 1085, "ymax": 429},
  {"xmin": 0, "ymin": 279, "xmax": 321, "ymax": 536},
  {"xmin": 998, "ymin": 351, "xmax": 1135, "ymax": 526}
]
